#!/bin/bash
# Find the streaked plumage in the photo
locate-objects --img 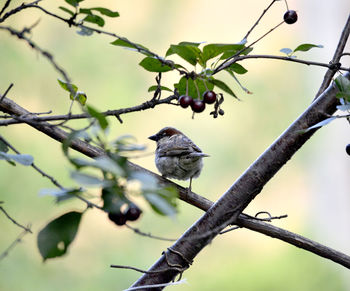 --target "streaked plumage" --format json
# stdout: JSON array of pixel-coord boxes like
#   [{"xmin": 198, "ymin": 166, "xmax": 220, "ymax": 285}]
[{"xmin": 149, "ymin": 127, "xmax": 208, "ymax": 190}]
